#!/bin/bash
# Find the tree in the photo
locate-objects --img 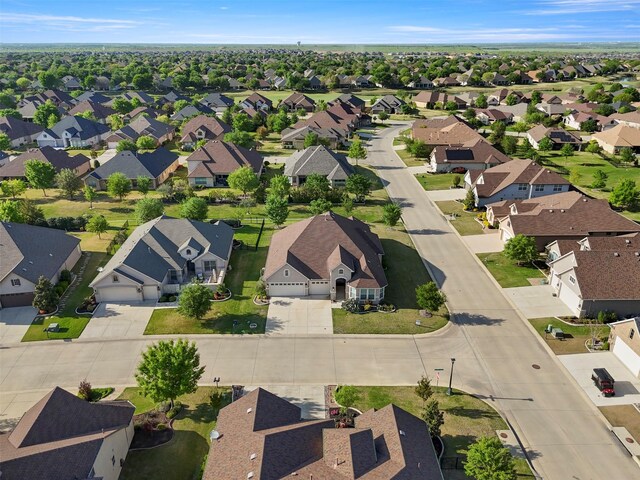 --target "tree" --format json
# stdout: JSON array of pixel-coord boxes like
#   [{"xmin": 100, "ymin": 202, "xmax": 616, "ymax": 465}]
[
  {"xmin": 136, "ymin": 197, "xmax": 164, "ymax": 223},
  {"xmin": 24, "ymin": 159, "xmax": 56, "ymax": 196},
  {"xmin": 33, "ymin": 100, "xmax": 60, "ymax": 127},
  {"xmin": 38, "ymin": 71, "xmax": 59, "ymax": 89},
  {"xmin": 512, "ymin": 121, "xmax": 529, "ymax": 133},
  {"xmin": 309, "ymin": 198, "xmax": 332, "ymax": 215},
  {"xmin": 0, "ymin": 200, "xmax": 23, "ymax": 222},
  {"xmin": 503, "ymin": 234, "xmax": 538, "ymax": 265},
  {"xmin": 591, "ymin": 170, "xmax": 608, "ymax": 189},
  {"xmin": 107, "ymin": 114, "xmax": 124, "ymax": 130},
  {"xmin": 462, "ymin": 189, "xmax": 476, "ymax": 210},
  {"xmin": 560, "ymin": 143, "xmax": 574, "ymax": 159},
  {"xmin": 303, "ymin": 173, "xmax": 330, "ymax": 200},
  {"xmin": 348, "ymin": 137, "xmax": 367, "ymax": 166},
  {"xmin": 501, "ymin": 136, "xmax": 517, "ymax": 155},
  {"xmin": 87, "ymin": 215, "xmax": 108, "ymax": 238},
  {"xmin": 422, "ymin": 399, "xmax": 445, "ymax": 438},
  {"xmin": 342, "ymin": 196, "xmax": 354, "ymax": 213},
  {"xmin": 0, "ymin": 132, "xmax": 10, "ymax": 150},
  {"xmin": 223, "ymin": 130, "xmax": 253, "ymax": 148},
  {"xmin": 445, "ymin": 100, "xmax": 458, "ymax": 112},
  {"xmin": 256, "ymin": 126, "xmax": 268, "ymax": 140},
  {"xmin": 18, "ymin": 200, "xmax": 44, "ymax": 225},
  {"xmin": 136, "ymin": 135, "xmax": 156, "ymax": 150},
  {"xmin": 620, "ymin": 147, "xmax": 636, "ymax": 165},
  {"xmin": 415, "ymin": 375, "xmax": 434, "ymax": 404},
  {"xmin": 569, "ymin": 168, "xmax": 582, "ymax": 186},
  {"xmin": 0, "ymin": 109, "xmax": 22, "ymax": 120},
  {"xmin": 135, "ymin": 339, "xmax": 205, "ymax": 409},
  {"xmin": 382, "ymin": 202, "xmax": 402, "ymax": 227},
  {"xmin": 55, "ymin": 168, "xmax": 83, "ymax": 199},
  {"xmin": 1, "ymin": 179, "xmax": 26, "ymax": 199},
  {"xmin": 32, "ymin": 276, "xmax": 58, "ymax": 313},
  {"xmin": 415, "ymin": 282, "xmax": 447, "ymax": 313},
  {"xmin": 585, "ymin": 140, "xmax": 601, "ymax": 154},
  {"xmin": 269, "ymin": 175, "xmax": 291, "ymax": 198},
  {"xmin": 580, "ymin": 119, "xmax": 598, "ymax": 133},
  {"xmin": 345, "ymin": 174, "xmax": 372, "ymax": 203},
  {"xmin": 610, "ymin": 179, "xmax": 640, "ymax": 210},
  {"xmin": 232, "ymin": 112, "xmax": 254, "ymax": 132},
  {"xmin": 107, "ymin": 172, "xmax": 132, "ymax": 201},
  {"xmin": 227, "ymin": 166, "xmax": 259, "ymax": 197},
  {"xmin": 116, "ymin": 139, "xmax": 138, "ymax": 153},
  {"xmin": 475, "ymin": 94, "xmax": 488, "ymax": 109},
  {"xmin": 530, "ymin": 90, "xmax": 542, "ymax": 105},
  {"xmin": 180, "ymin": 196, "xmax": 208, "ymax": 221},
  {"xmin": 178, "ymin": 282, "xmax": 213, "ymax": 320},
  {"xmin": 304, "ymin": 131, "xmax": 320, "ymax": 148},
  {"xmin": 265, "ymin": 194, "xmax": 289, "ymax": 227},
  {"xmin": 378, "ymin": 111, "xmax": 389, "ymax": 123},
  {"xmin": 464, "ymin": 436, "xmax": 517, "ymax": 480},
  {"xmin": 537, "ymin": 136, "xmax": 553, "ymax": 152},
  {"xmin": 505, "ymin": 93, "xmax": 518, "ymax": 106},
  {"xmin": 488, "ymin": 121, "xmax": 506, "ymax": 144},
  {"xmin": 112, "ymin": 98, "xmax": 134, "ymax": 115},
  {"xmin": 83, "ymin": 185, "xmax": 97, "ymax": 208},
  {"xmin": 132, "ymin": 72, "xmax": 153, "ymax": 90},
  {"xmin": 334, "ymin": 385, "xmax": 360, "ymax": 413},
  {"xmin": 16, "ymin": 77, "xmax": 30, "ymax": 90}
]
